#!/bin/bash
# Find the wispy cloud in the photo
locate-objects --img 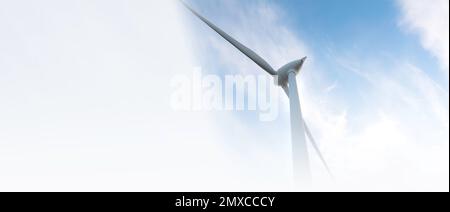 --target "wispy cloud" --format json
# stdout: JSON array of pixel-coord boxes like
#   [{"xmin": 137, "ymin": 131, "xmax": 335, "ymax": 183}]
[
  {"xmin": 329, "ymin": 57, "xmax": 449, "ymax": 191},
  {"xmin": 398, "ymin": 0, "xmax": 449, "ymax": 73}
]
